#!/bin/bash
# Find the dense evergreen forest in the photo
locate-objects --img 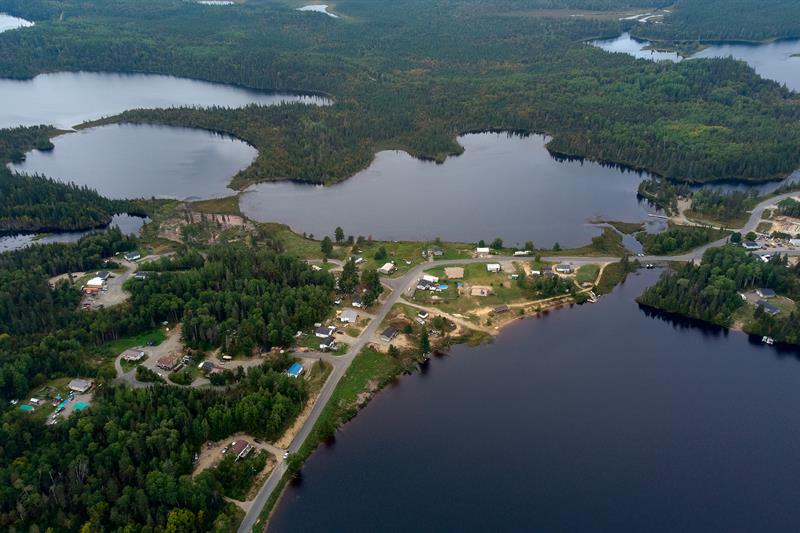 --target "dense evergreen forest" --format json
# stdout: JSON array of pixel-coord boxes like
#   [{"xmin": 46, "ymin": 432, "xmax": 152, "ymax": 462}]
[
  {"xmin": 0, "ymin": 357, "xmax": 308, "ymax": 531},
  {"xmin": 638, "ymin": 0, "xmax": 800, "ymax": 42},
  {"xmin": 1, "ymin": 0, "xmax": 799, "ymax": 185},
  {"xmin": 638, "ymin": 246, "xmax": 800, "ymax": 343},
  {"xmin": 778, "ymin": 198, "xmax": 800, "ymax": 218}
]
